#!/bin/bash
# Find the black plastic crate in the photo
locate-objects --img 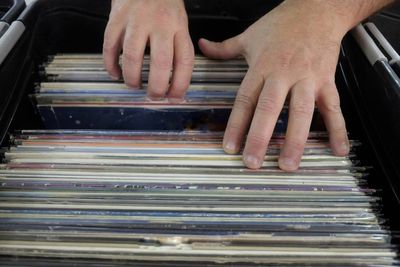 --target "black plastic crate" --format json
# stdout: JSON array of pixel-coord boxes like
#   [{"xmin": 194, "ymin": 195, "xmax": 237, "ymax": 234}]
[{"xmin": 0, "ymin": 0, "xmax": 399, "ymax": 261}]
